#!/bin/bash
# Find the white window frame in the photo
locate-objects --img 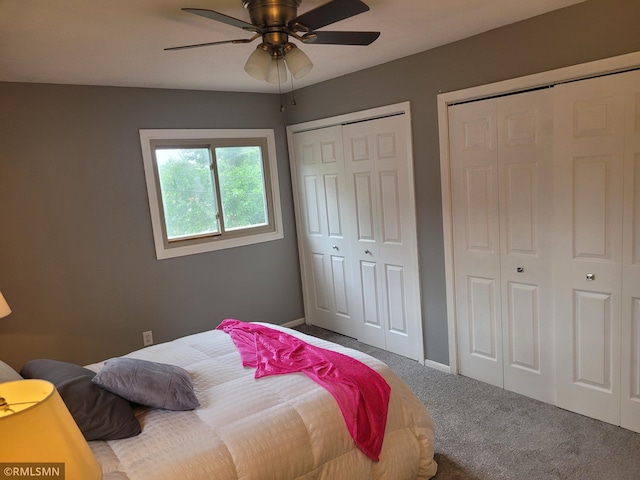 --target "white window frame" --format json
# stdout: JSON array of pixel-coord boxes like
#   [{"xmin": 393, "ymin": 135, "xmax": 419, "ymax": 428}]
[{"xmin": 140, "ymin": 129, "xmax": 284, "ymax": 260}]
